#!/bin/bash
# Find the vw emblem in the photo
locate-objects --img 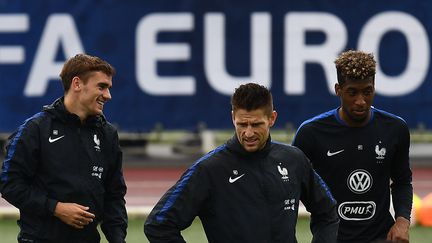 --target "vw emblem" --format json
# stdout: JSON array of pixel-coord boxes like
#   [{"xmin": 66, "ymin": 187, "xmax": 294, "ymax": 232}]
[{"xmin": 347, "ymin": 169, "xmax": 373, "ymax": 194}]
